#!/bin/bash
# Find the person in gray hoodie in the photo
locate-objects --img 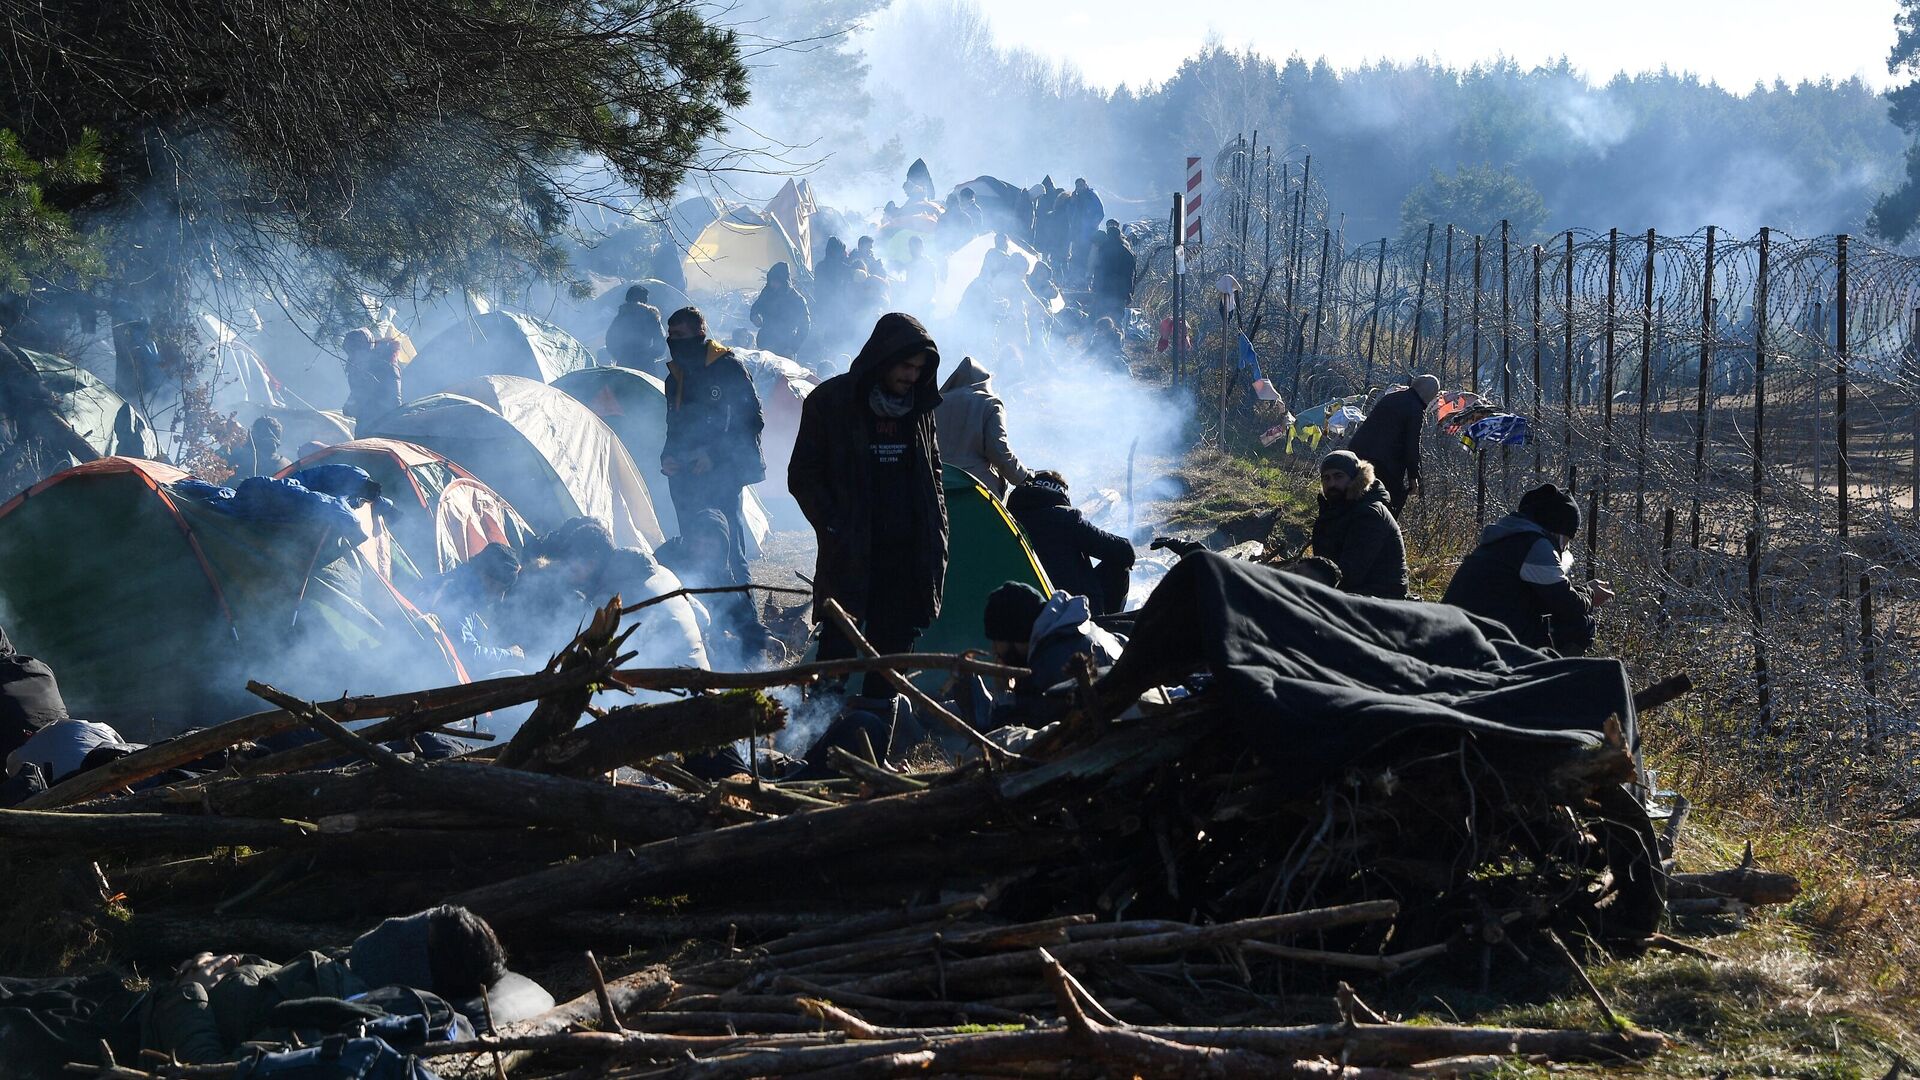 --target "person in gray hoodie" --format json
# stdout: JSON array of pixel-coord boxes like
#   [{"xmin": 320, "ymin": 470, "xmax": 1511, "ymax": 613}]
[
  {"xmin": 933, "ymin": 356, "xmax": 1029, "ymax": 499},
  {"xmin": 982, "ymin": 582, "xmax": 1124, "ymax": 722}
]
